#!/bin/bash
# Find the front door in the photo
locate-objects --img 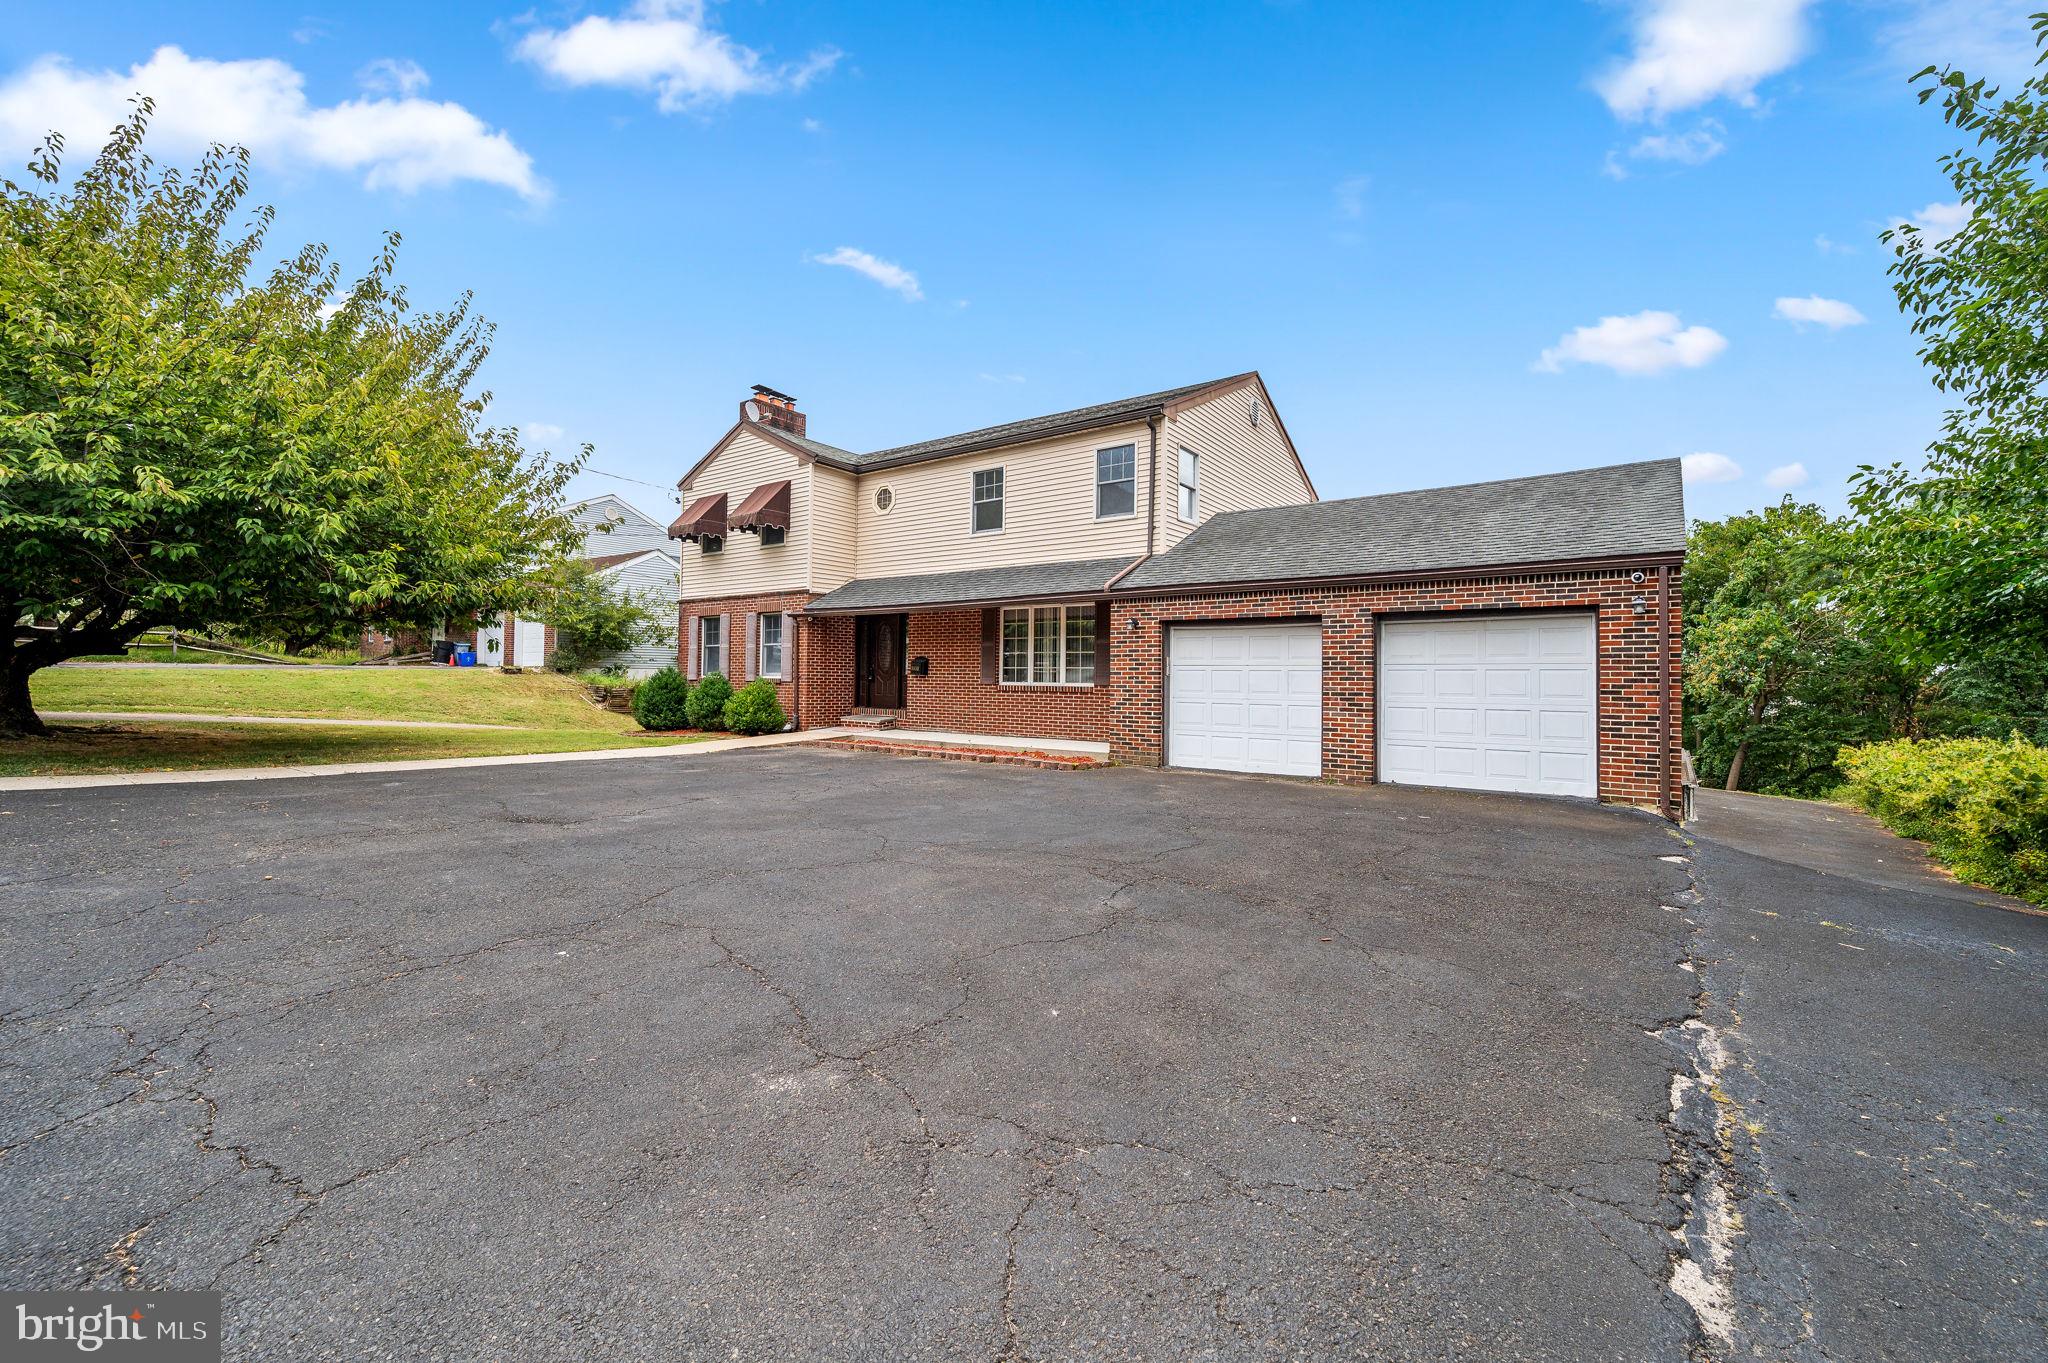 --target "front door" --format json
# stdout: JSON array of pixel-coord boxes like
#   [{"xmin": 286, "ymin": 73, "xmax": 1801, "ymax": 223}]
[{"xmin": 857, "ymin": 614, "xmax": 906, "ymax": 709}]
